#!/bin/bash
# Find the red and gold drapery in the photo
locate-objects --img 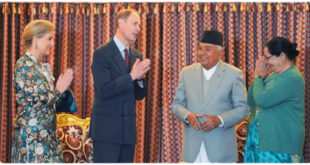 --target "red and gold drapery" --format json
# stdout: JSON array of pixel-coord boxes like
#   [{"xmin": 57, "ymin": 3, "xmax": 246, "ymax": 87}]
[{"xmin": 1, "ymin": 2, "xmax": 310, "ymax": 163}]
